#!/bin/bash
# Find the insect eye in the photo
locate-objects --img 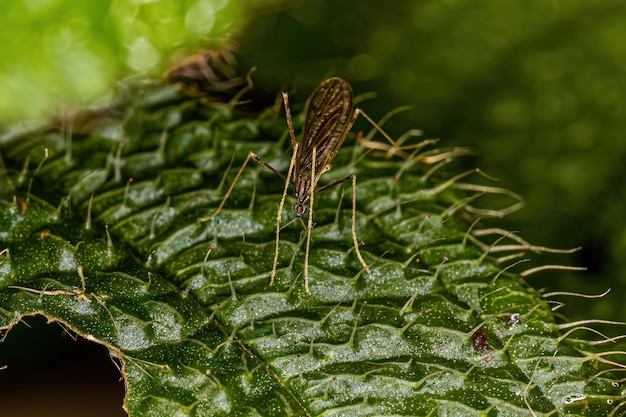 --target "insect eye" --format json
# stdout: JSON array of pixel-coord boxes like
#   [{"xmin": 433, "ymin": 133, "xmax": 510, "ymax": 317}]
[{"xmin": 323, "ymin": 164, "xmax": 332, "ymax": 173}]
